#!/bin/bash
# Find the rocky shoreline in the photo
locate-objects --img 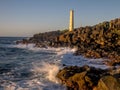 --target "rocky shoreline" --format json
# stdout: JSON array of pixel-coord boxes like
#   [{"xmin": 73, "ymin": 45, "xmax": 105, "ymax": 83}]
[
  {"xmin": 16, "ymin": 18, "xmax": 120, "ymax": 90},
  {"xmin": 17, "ymin": 18, "xmax": 120, "ymax": 66},
  {"xmin": 56, "ymin": 65, "xmax": 120, "ymax": 90}
]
